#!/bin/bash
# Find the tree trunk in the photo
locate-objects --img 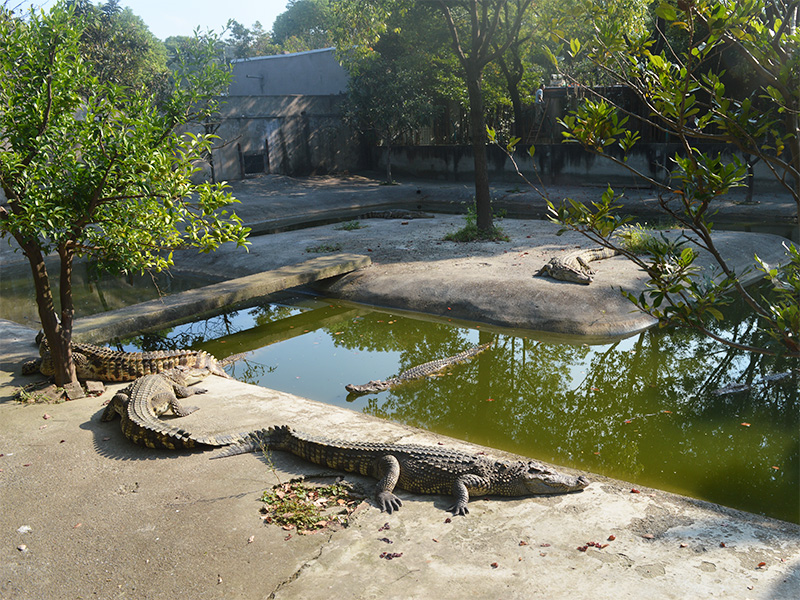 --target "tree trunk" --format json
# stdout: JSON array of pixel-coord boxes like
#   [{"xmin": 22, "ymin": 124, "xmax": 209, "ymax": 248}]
[
  {"xmin": 385, "ymin": 143, "xmax": 393, "ymax": 184},
  {"xmin": 23, "ymin": 243, "xmax": 77, "ymax": 385},
  {"xmin": 466, "ymin": 72, "xmax": 493, "ymax": 233},
  {"xmin": 499, "ymin": 53, "xmax": 524, "ymax": 139}
]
